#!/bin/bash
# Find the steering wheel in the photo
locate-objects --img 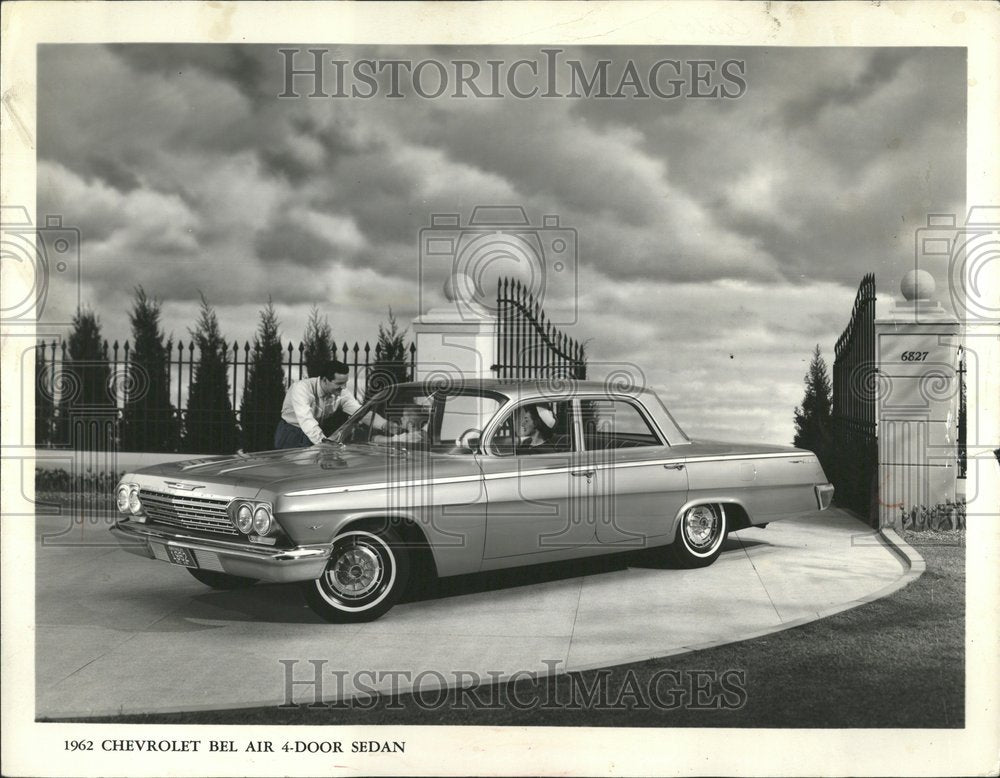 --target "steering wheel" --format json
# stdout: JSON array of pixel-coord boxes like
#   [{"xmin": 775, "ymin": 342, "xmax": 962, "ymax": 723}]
[{"xmin": 455, "ymin": 428, "xmax": 481, "ymax": 450}]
